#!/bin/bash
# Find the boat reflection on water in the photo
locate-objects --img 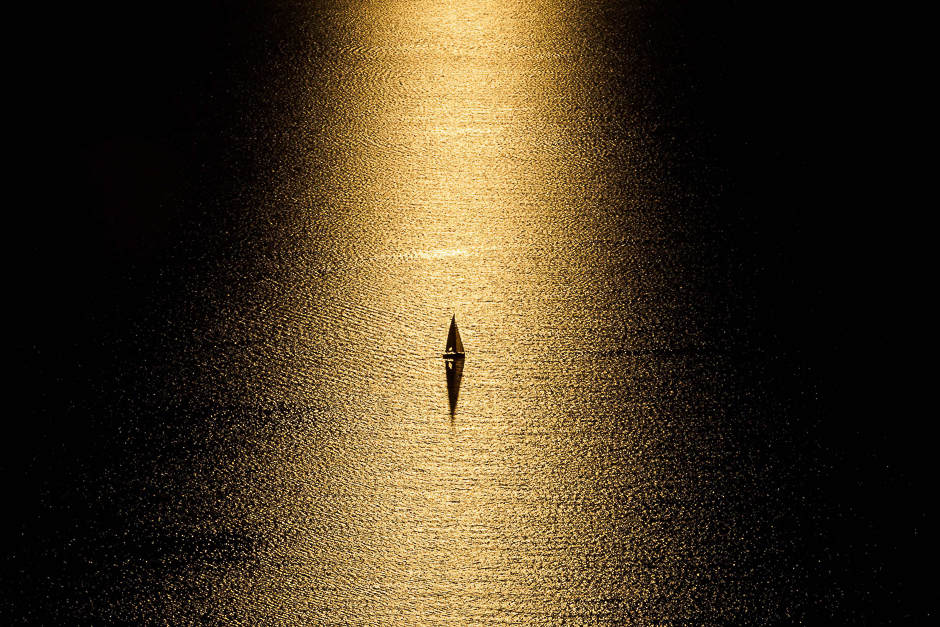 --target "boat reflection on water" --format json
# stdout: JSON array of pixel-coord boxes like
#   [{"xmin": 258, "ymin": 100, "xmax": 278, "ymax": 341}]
[{"xmin": 444, "ymin": 355, "xmax": 464, "ymax": 417}]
